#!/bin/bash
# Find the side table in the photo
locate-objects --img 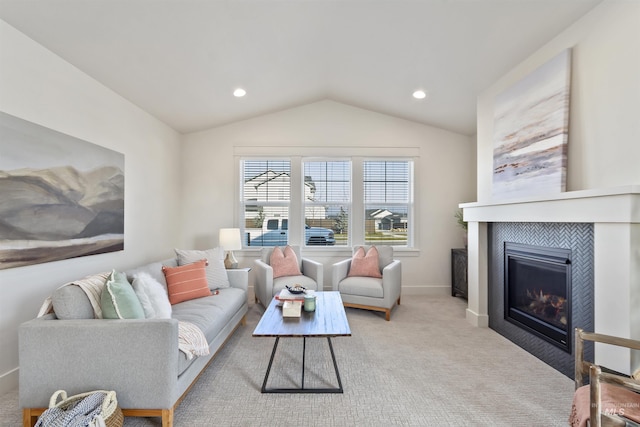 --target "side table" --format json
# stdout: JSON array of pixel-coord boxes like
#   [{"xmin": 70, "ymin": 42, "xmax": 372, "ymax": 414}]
[{"xmin": 451, "ymin": 248, "xmax": 467, "ymax": 299}]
